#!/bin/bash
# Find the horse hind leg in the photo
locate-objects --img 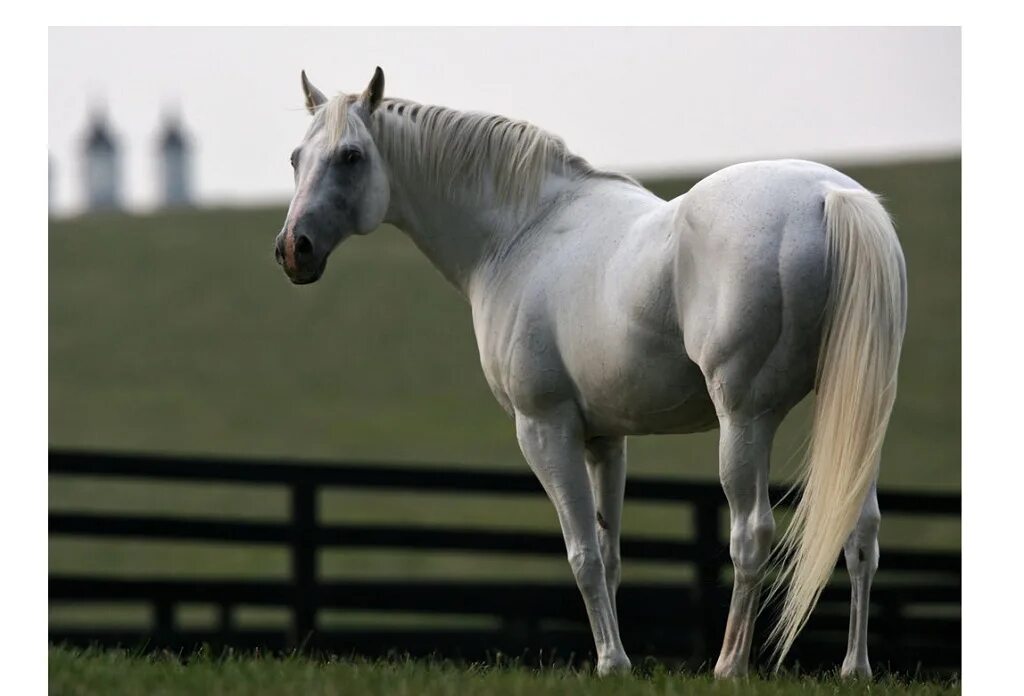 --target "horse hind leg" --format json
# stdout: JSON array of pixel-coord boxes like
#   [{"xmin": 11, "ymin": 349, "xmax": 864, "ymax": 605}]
[
  {"xmin": 585, "ymin": 437, "xmax": 627, "ymax": 622},
  {"xmin": 841, "ymin": 482, "xmax": 880, "ymax": 678},
  {"xmin": 712, "ymin": 409, "xmax": 779, "ymax": 678}
]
